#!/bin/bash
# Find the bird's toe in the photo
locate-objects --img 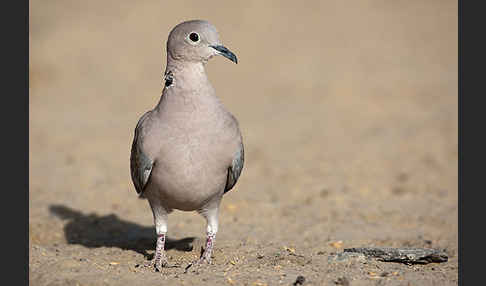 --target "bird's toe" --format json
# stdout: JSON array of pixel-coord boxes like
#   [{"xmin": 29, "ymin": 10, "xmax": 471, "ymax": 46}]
[
  {"xmin": 143, "ymin": 256, "xmax": 169, "ymax": 272},
  {"xmin": 184, "ymin": 256, "xmax": 213, "ymax": 273}
]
